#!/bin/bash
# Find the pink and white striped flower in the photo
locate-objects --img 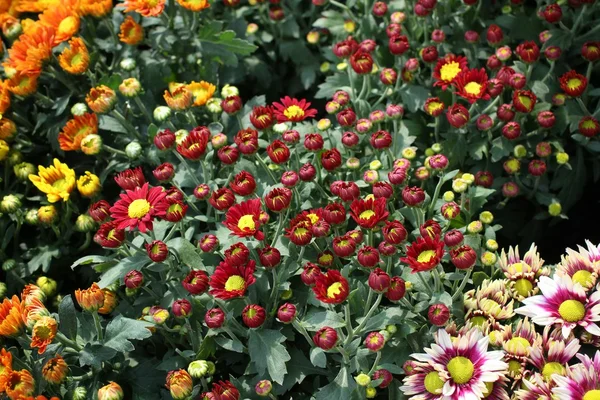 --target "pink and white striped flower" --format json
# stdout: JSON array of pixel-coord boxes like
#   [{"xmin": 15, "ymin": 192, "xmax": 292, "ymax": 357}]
[
  {"xmin": 528, "ymin": 326, "xmax": 581, "ymax": 381},
  {"xmin": 552, "ymin": 364, "xmax": 600, "ymax": 400},
  {"xmin": 556, "ymin": 247, "xmax": 599, "ymax": 290},
  {"xmin": 401, "ymin": 328, "xmax": 508, "ymax": 399},
  {"xmin": 514, "ymin": 372, "xmax": 555, "ymax": 400},
  {"xmin": 515, "ymin": 274, "xmax": 600, "ymax": 339}
]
